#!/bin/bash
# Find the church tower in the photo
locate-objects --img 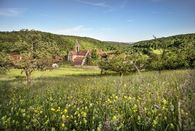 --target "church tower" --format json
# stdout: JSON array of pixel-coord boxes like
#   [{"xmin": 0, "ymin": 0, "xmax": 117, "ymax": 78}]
[{"xmin": 75, "ymin": 40, "xmax": 80, "ymax": 53}]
